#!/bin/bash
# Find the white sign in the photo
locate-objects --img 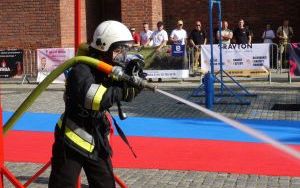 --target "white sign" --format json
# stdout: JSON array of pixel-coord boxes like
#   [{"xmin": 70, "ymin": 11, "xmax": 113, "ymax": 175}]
[
  {"xmin": 145, "ymin": 70, "xmax": 189, "ymax": 79},
  {"xmin": 201, "ymin": 43, "xmax": 270, "ymax": 76},
  {"xmin": 37, "ymin": 48, "xmax": 75, "ymax": 83}
]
